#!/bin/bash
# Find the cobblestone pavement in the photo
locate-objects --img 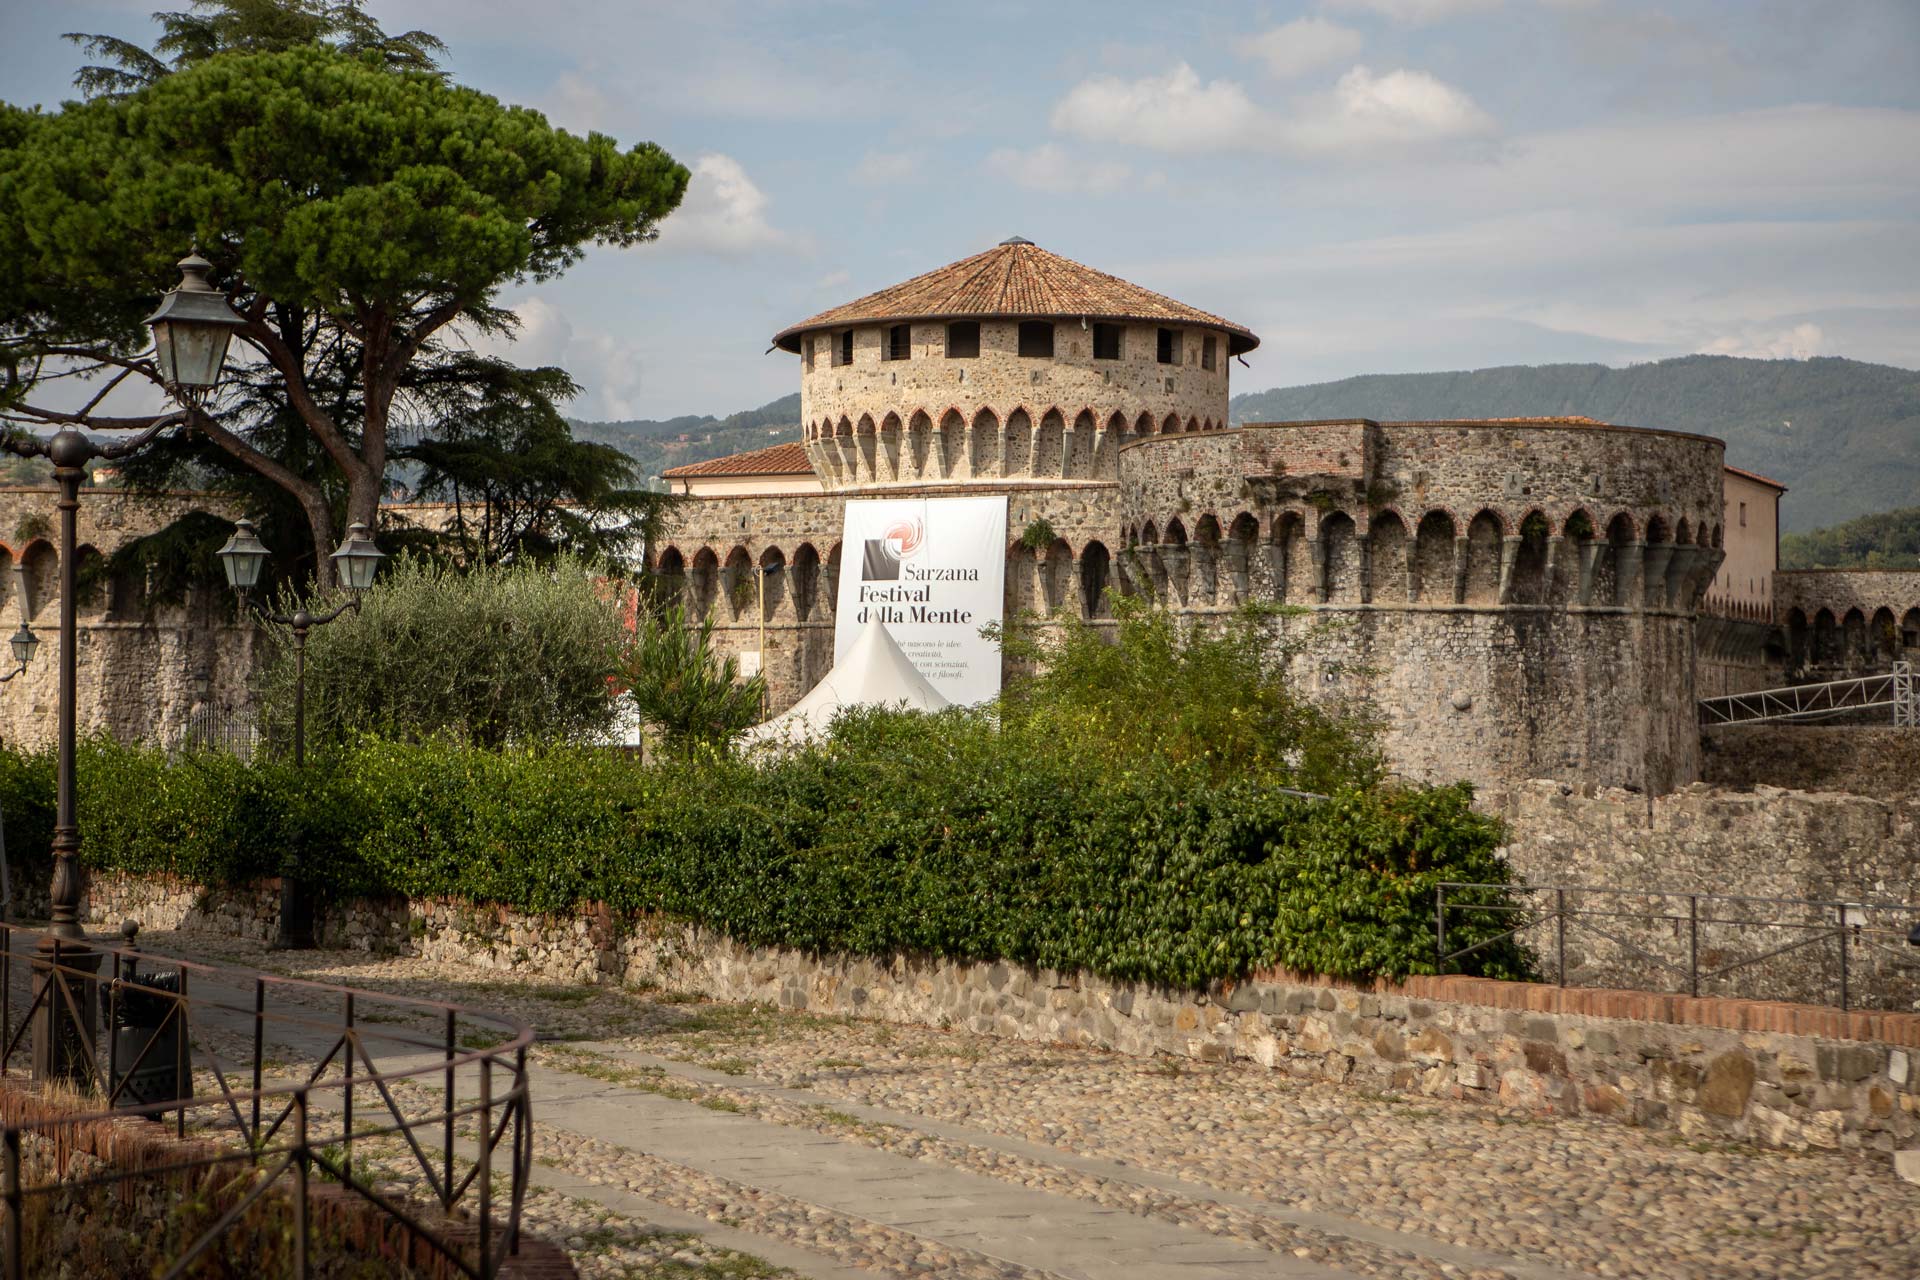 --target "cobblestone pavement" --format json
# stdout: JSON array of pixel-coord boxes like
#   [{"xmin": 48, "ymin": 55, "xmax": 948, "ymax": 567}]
[{"xmin": 136, "ymin": 929, "xmax": 1920, "ymax": 1280}]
